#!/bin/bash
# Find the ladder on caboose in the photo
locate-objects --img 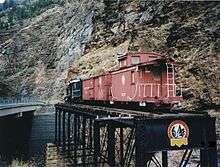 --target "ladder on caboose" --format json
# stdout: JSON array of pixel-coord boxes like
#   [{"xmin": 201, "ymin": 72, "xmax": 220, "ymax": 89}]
[{"xmin": 166, "ymin": 63, "xmax": 175, "ymax": 97}]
